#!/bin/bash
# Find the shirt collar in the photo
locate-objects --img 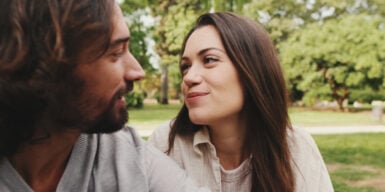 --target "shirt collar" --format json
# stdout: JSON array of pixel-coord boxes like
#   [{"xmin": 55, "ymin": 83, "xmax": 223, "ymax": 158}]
[
  {"xmin": 192, "ymin": 126, "xmax": 214, "ymax": 155},
  {"xmin": 193, "ymin": 126, "xmax": 211, "ymax": 146}
]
